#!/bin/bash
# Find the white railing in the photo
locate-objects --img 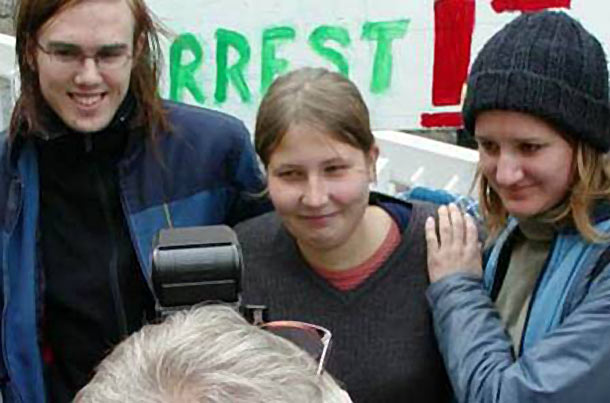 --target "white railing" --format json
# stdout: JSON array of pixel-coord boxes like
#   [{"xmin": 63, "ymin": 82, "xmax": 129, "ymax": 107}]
[{"xmin": 373, "ymin": 130, "xmax": 478, "ymax": 196}]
